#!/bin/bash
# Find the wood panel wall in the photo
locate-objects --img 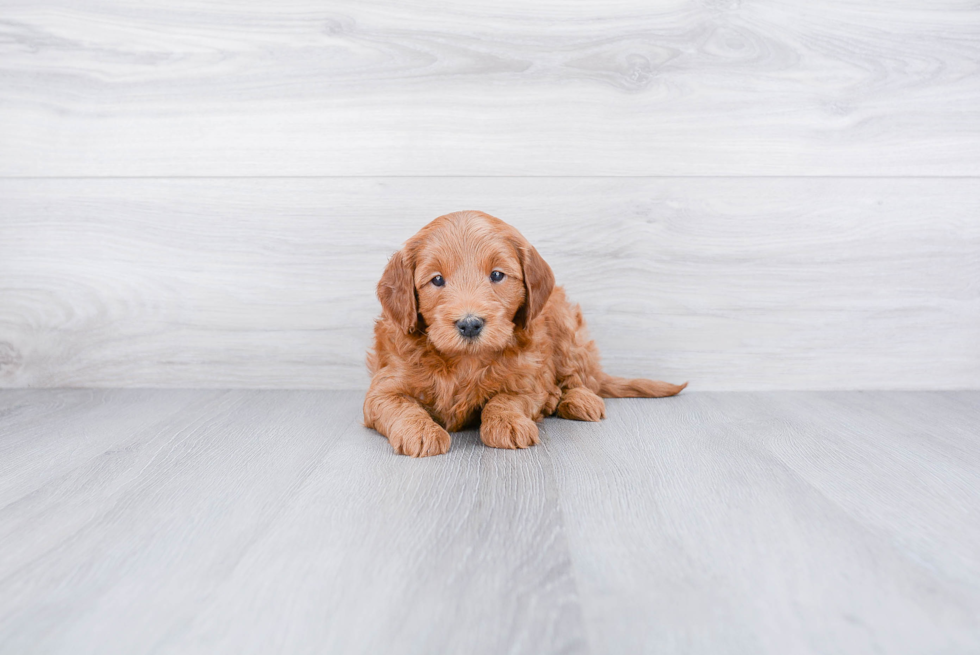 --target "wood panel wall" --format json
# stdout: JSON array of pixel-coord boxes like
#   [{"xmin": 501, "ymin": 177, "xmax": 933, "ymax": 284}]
[{"xmin": 1, "ymin": 1, "xmax": 978, "ymax": 389}]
